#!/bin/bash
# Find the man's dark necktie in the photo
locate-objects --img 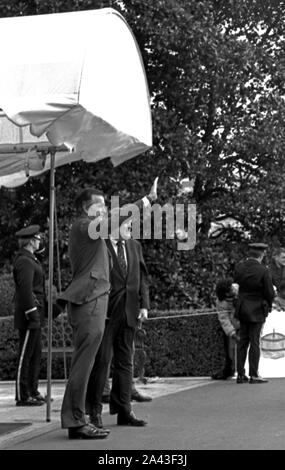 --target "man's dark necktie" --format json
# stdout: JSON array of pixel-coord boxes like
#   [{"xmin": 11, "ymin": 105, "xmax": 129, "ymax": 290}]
[{"xmin": 116, "ymin": 240, "xmax": 127, "ymax": 277}]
